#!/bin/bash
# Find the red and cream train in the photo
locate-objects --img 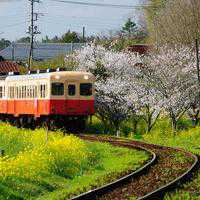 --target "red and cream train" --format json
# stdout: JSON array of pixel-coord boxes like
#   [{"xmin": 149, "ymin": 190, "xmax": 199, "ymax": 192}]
[{"xmin": 0, "ymin": 69, "xmax": 95, "ymax": 130}]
